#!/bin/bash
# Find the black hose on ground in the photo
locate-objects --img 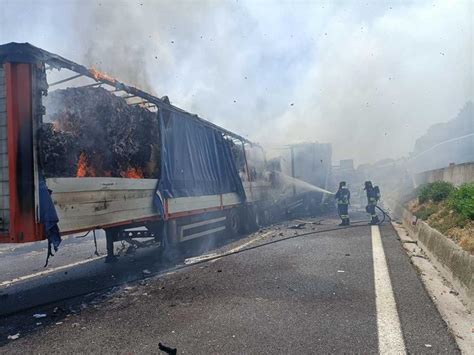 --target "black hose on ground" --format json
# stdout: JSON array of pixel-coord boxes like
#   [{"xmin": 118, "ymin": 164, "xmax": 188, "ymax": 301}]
[
  {"xmin": 7, "ymin": 216, "xmax": 394, "ymax": 317},
  {"xmin": 375, "ymin": 205, "xmax": 392, "ymax": 224},
  {"xmin": 178, "ymin": 221, "xmax": 376, "ymax": 269}
]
